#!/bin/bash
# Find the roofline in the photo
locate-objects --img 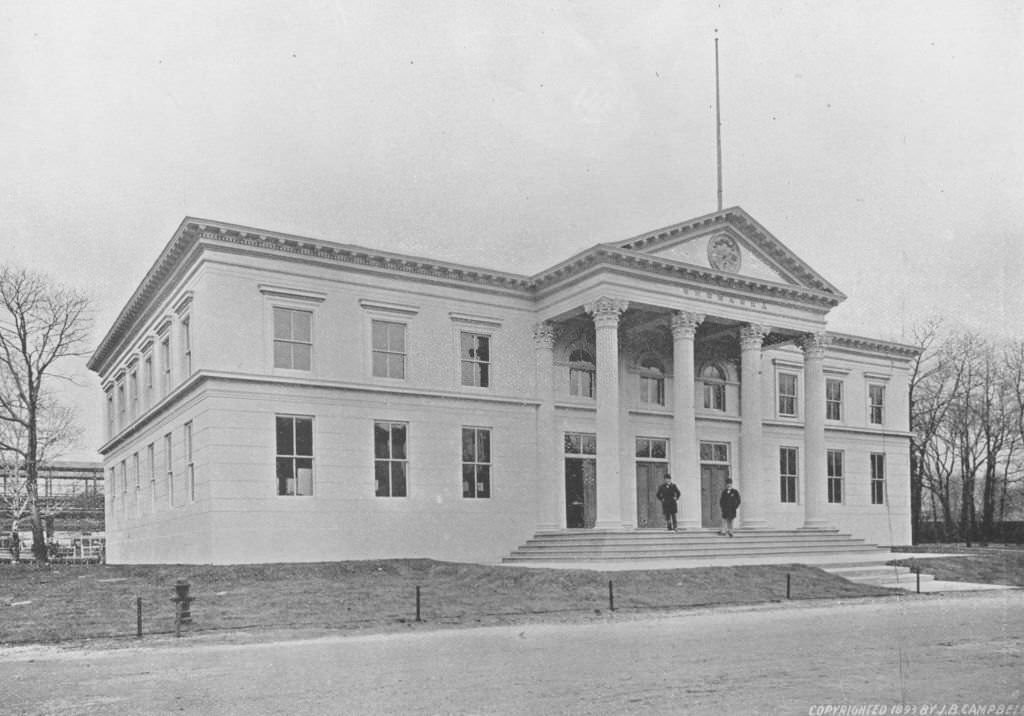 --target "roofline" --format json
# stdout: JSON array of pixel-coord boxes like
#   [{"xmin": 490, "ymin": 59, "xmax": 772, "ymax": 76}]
[{"xmin": 829, "ymin": 332, "xmax": 921, "ymax": 358}]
